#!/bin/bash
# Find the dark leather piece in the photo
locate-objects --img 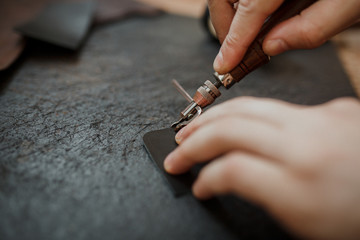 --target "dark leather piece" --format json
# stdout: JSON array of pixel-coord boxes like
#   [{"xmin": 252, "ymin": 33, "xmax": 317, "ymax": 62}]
[
  {"xmin": 0, "ymin": 0, "xmax": 159, "ymax": 69},
  {"xmin": 143, "ymin": 128, "xmax": 197, "ymax": 196},
  {"xmin": 0, "ymin": 15, "xmax": 357, "ymax": 240},
  {"xmin": 15, "ymin": 1, "xmax": 95, "ymax": 50}
]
